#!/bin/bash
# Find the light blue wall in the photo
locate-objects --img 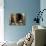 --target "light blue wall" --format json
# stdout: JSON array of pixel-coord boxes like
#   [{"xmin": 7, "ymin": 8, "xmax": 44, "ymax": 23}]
[
  {"xmin": 40, "ymin": 0, "xmax": 46, "ymax": 27},
  {"xmin": 4, "ymin": 0, "xmax": 40, "ymax": 42}
]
